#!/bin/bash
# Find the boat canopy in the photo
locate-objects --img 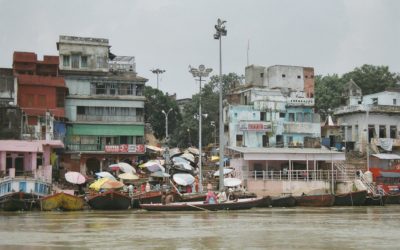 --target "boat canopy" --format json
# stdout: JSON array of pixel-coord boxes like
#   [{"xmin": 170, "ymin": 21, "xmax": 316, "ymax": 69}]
[{"xmin": 379, "ymin": 172, "xmax": 400, "ymax": 178}]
